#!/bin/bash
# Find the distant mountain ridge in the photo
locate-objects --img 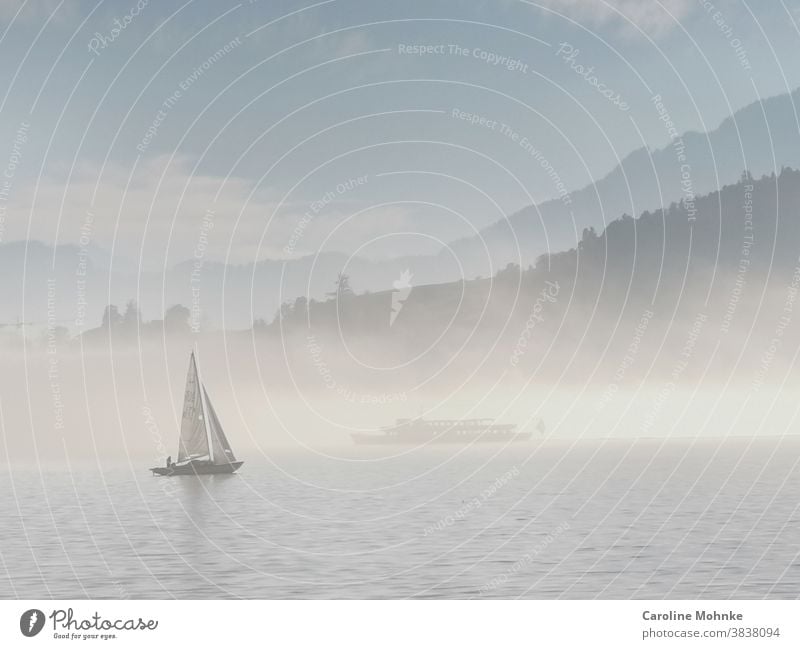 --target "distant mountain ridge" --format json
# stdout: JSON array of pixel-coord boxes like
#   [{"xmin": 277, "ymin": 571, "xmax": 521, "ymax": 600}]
[
  {"xmin": 0, "ymin": 242, "xmax": 457, "ymax": 331},
  {"xmin": 450, "ymin": 87, "xmax": 800, "ymax": 268},
  {"xmin": 4, "ymin": 88, "xmax": 800, "ymax": 330},
  {"xmin": 259, "ymin": 169, "xmax": 800, "ymax": 388}
]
